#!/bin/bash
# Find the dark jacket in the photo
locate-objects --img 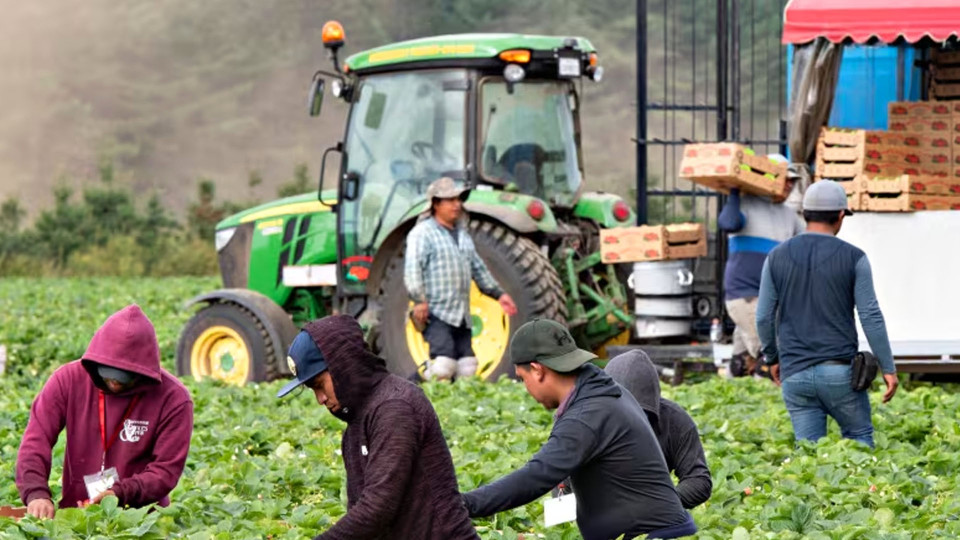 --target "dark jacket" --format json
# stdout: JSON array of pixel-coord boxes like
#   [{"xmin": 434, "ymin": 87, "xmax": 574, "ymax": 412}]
[
  {"xmin": 605, "ymin": 350, "xmax": 713, "ymax": 509},
  {"xmin": 304, "ymin": 316, "xmax": 477, "ymax": 540},
  {"xmin": 462, "ymin": 363, "xmax": 690, "ymax": 540},
  {"xmin": 17, "ymin": 305, "xmax": 193, "ymax": 509}
]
